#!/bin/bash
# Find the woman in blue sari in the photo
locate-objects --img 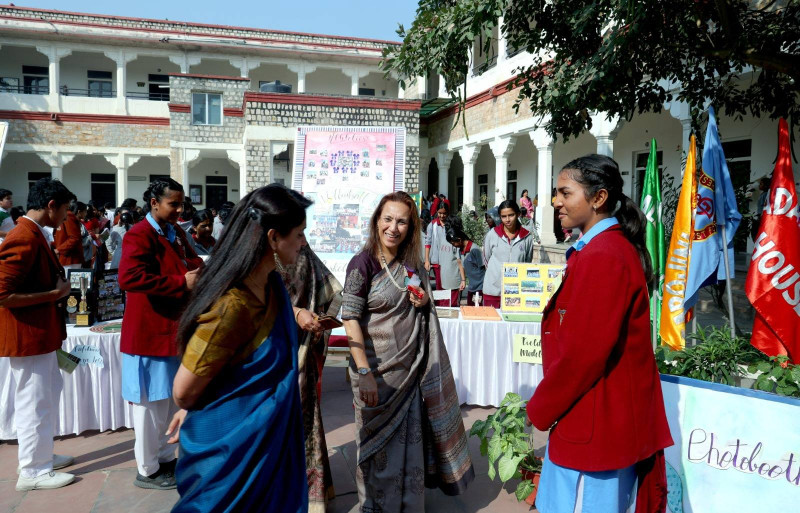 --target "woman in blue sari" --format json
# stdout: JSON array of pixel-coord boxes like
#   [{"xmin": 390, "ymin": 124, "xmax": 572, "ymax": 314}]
[{"xmin": 166, "ymin": 184, "xmax": 313, "ymax": 512}]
